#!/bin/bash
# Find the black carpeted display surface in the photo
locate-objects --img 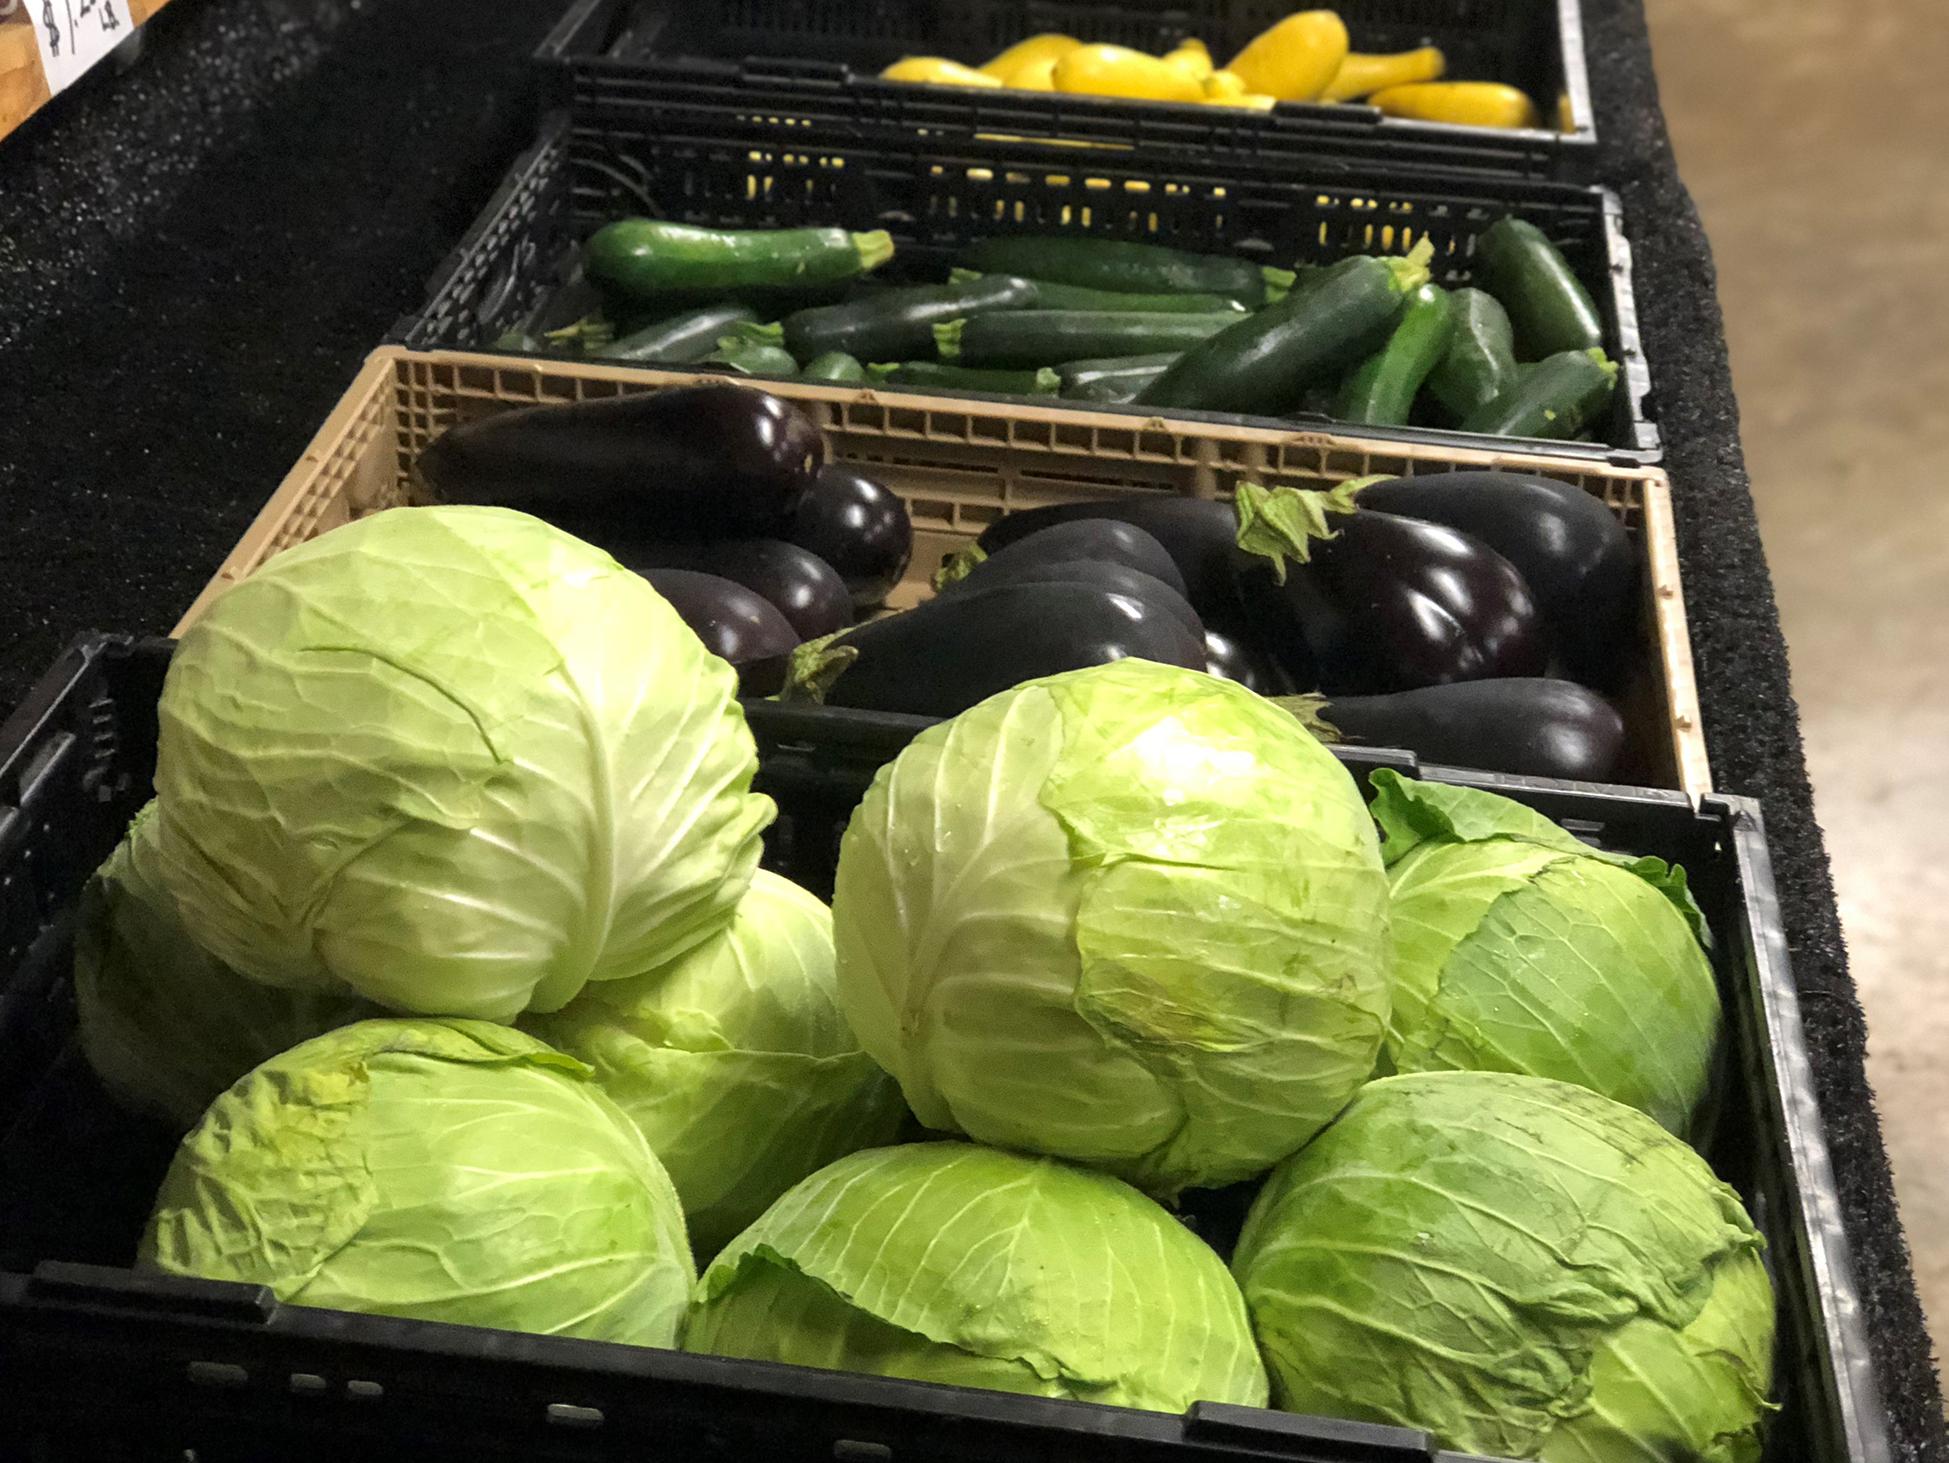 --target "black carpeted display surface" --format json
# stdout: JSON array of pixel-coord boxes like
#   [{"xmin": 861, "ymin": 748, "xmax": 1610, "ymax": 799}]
[{"xmin": 0, "ymin": 0, "xmax": 1942, "ymax": 1456}]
